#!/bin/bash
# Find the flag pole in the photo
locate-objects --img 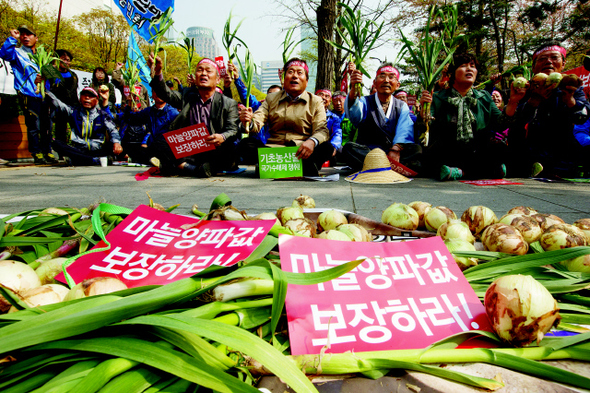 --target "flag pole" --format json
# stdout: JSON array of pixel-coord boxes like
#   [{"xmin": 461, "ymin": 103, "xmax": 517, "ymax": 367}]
[{"xmin": 54, "ymin": 0, "xmax": 64, "ymax": 52}]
